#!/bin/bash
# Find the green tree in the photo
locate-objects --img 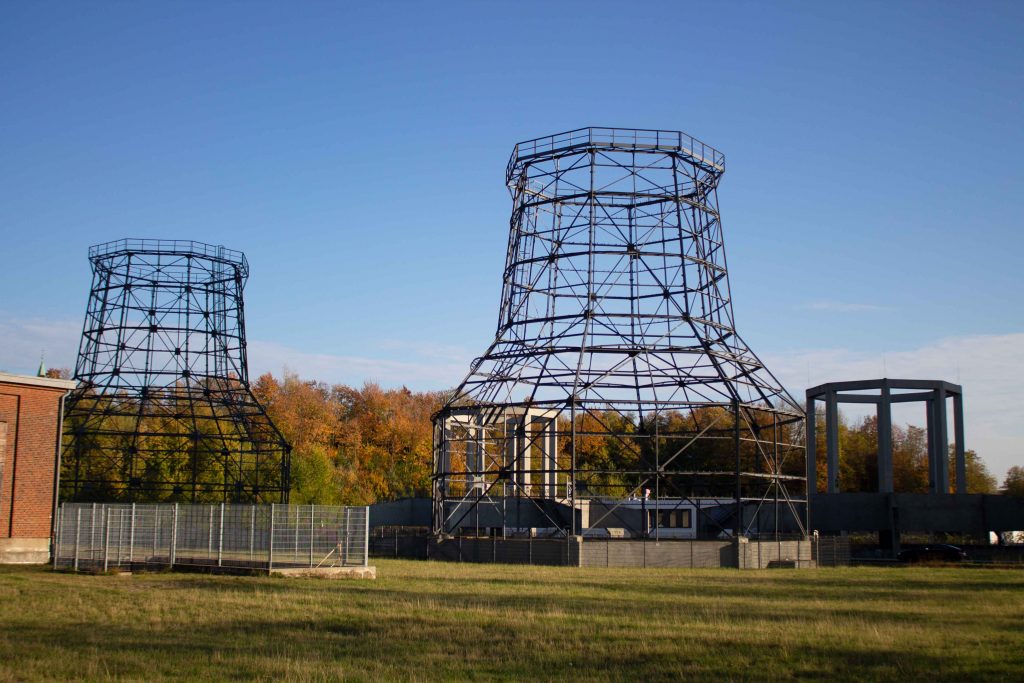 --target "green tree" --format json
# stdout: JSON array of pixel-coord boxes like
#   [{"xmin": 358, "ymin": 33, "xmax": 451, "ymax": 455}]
[
  {"xmin": 950, "ymin": 448, "xmax": 998, "ymax": 494},
  {"xmin": 1003, "ymin": 466, "xmax": 1024, "ymax": 497}
]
